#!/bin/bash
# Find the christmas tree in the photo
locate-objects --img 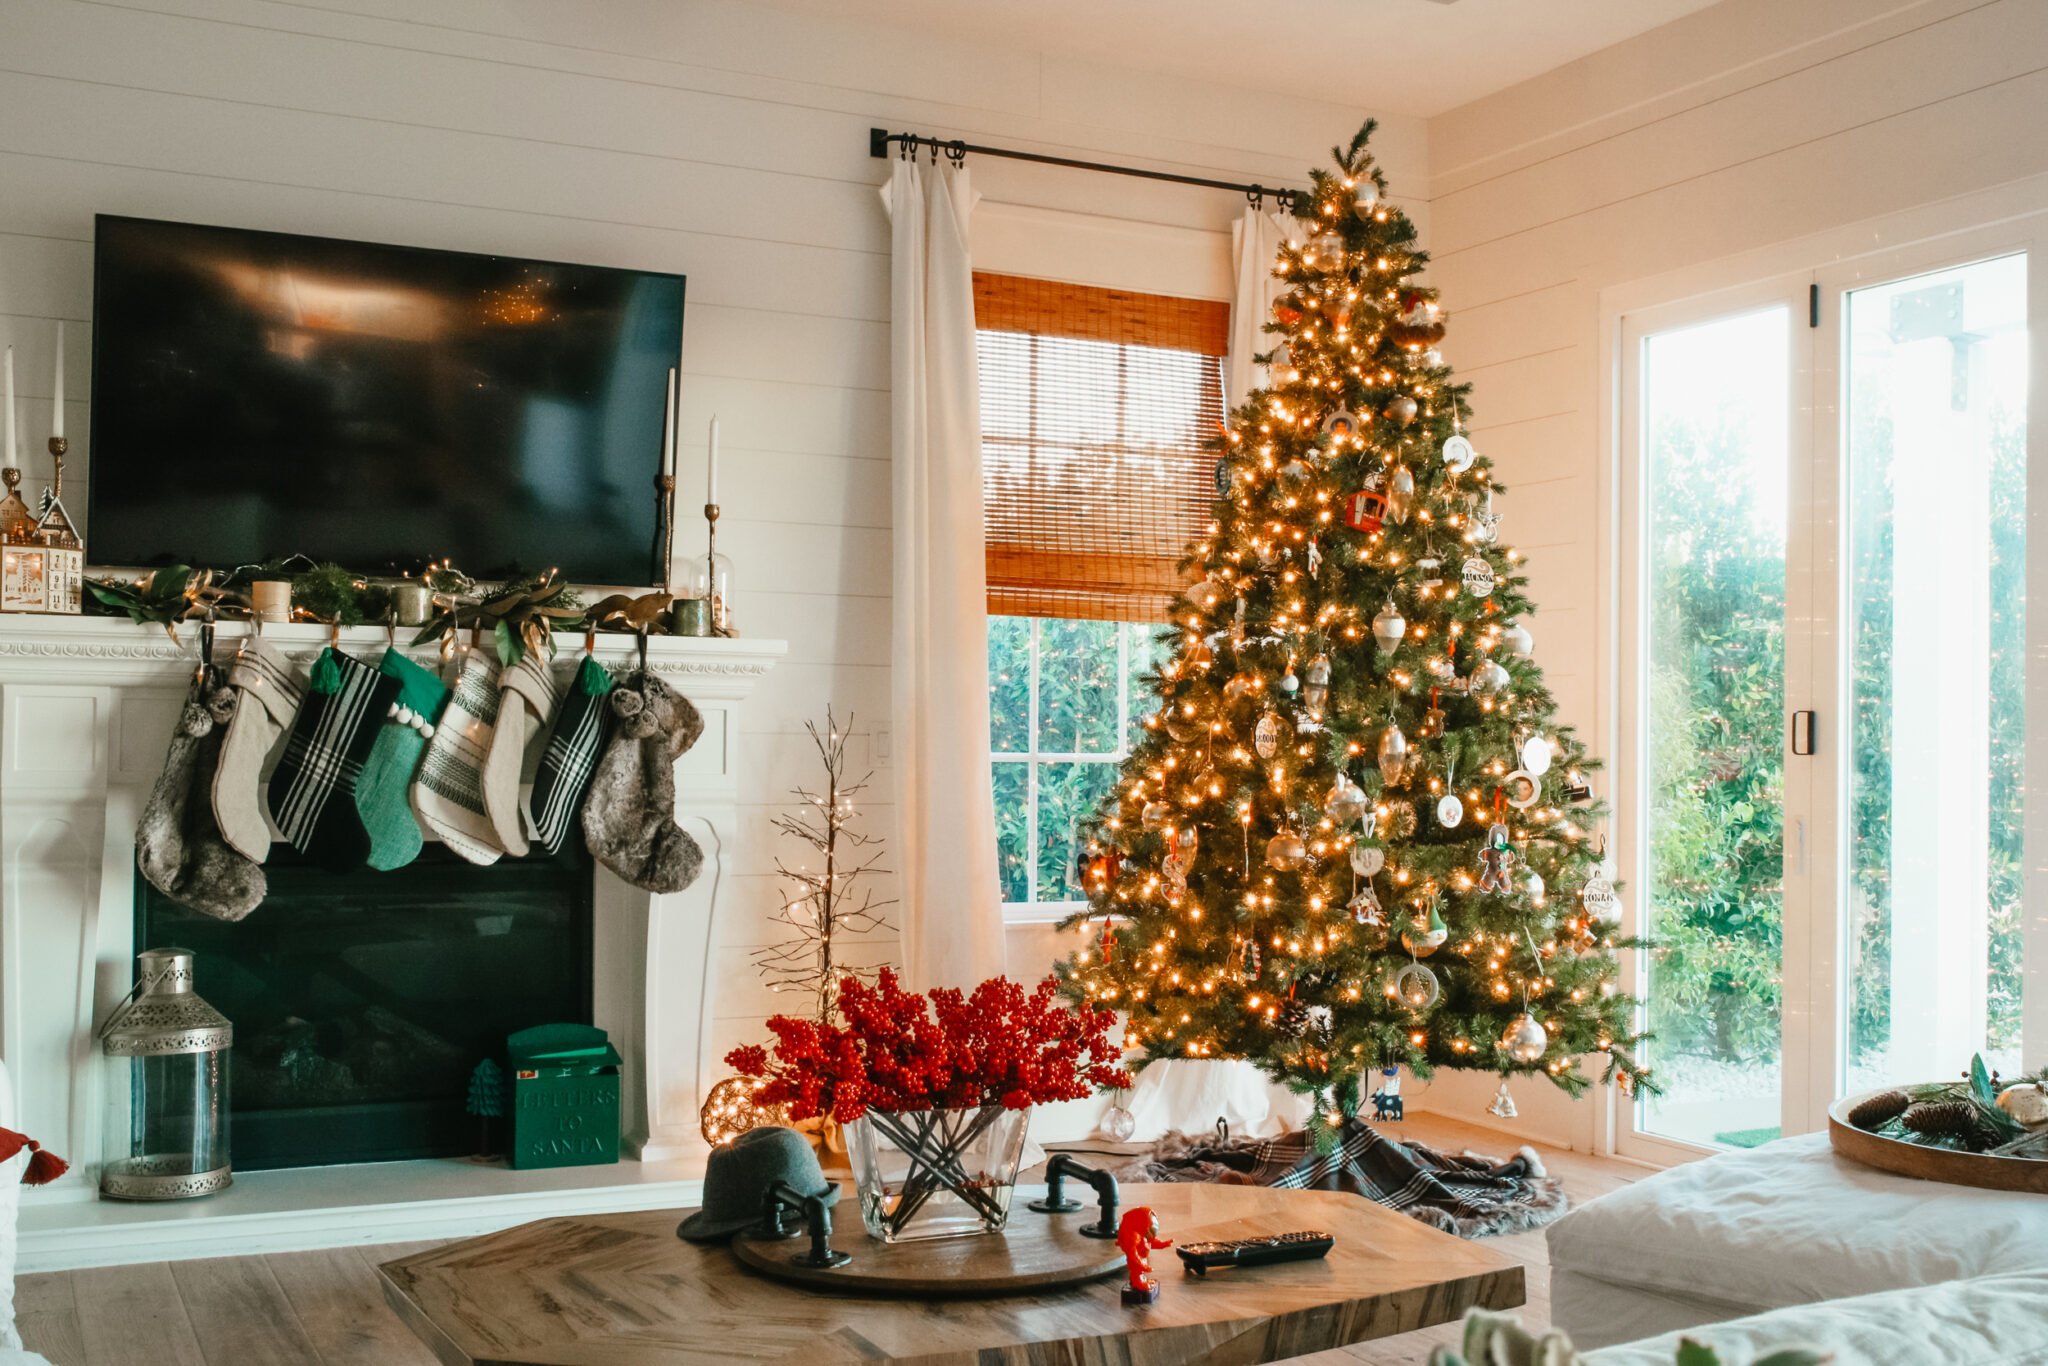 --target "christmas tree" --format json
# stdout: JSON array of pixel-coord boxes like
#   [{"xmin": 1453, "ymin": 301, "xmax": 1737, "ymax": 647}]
[{"xmin": 1060, "ymin": 123, "xmax": 1650, "ymax": 1122}]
